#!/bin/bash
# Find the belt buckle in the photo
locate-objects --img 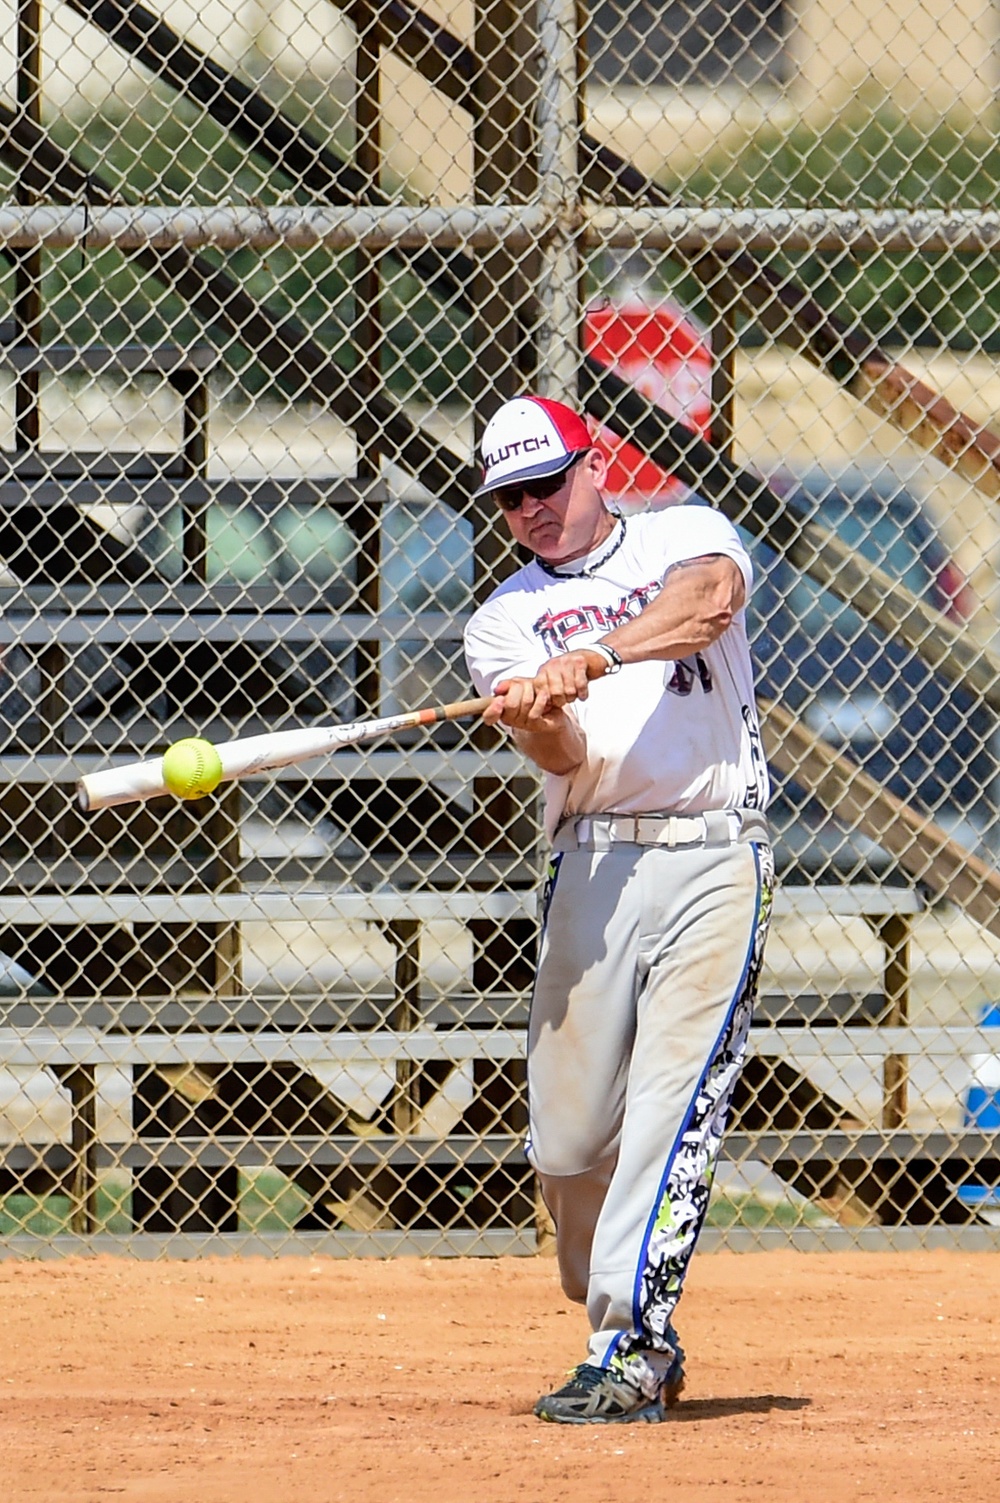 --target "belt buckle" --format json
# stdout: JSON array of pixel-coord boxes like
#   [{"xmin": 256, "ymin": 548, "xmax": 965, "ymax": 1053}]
[{"xmin": 632, "ymin": 815, "xmax": 657, "ymax": 845}]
